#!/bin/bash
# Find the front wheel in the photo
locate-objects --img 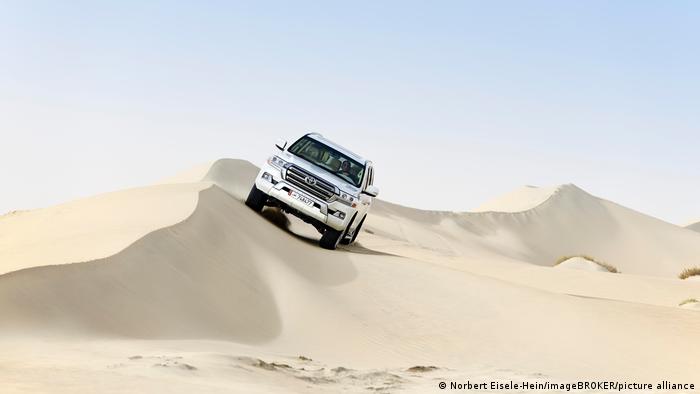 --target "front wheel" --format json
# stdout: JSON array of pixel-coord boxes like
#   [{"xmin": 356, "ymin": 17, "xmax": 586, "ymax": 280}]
[
  {"xmin": 245, "ymin": 185, "xmax": 267, "ymax": 212},
  {"xmin": 319, "ymin": 227, "xmax": 345, "ymax": 250}
]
